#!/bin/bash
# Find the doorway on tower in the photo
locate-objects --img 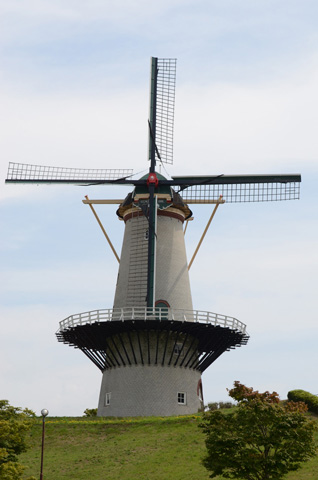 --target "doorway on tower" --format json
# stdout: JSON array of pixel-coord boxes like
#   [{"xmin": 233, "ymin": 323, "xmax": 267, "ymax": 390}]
[{"xmin": 155, "ymin": 299, "xmax": 170, "ymax": 320}]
